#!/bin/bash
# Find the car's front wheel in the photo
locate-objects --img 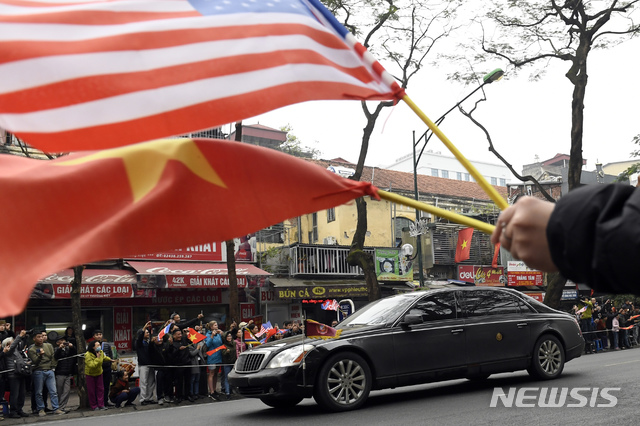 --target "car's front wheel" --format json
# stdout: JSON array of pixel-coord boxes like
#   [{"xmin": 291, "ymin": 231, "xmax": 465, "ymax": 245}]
[
  {"xmin": 259, "ymin": 396, "xmax": 304, "ymax": 409},
  {"xmin": 527, "ymin": 334, "xmax": 565, "ymax": 380},
  {"xmin": 314, "ymin": 352, "xmax": 372, "ymax": 412}
]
